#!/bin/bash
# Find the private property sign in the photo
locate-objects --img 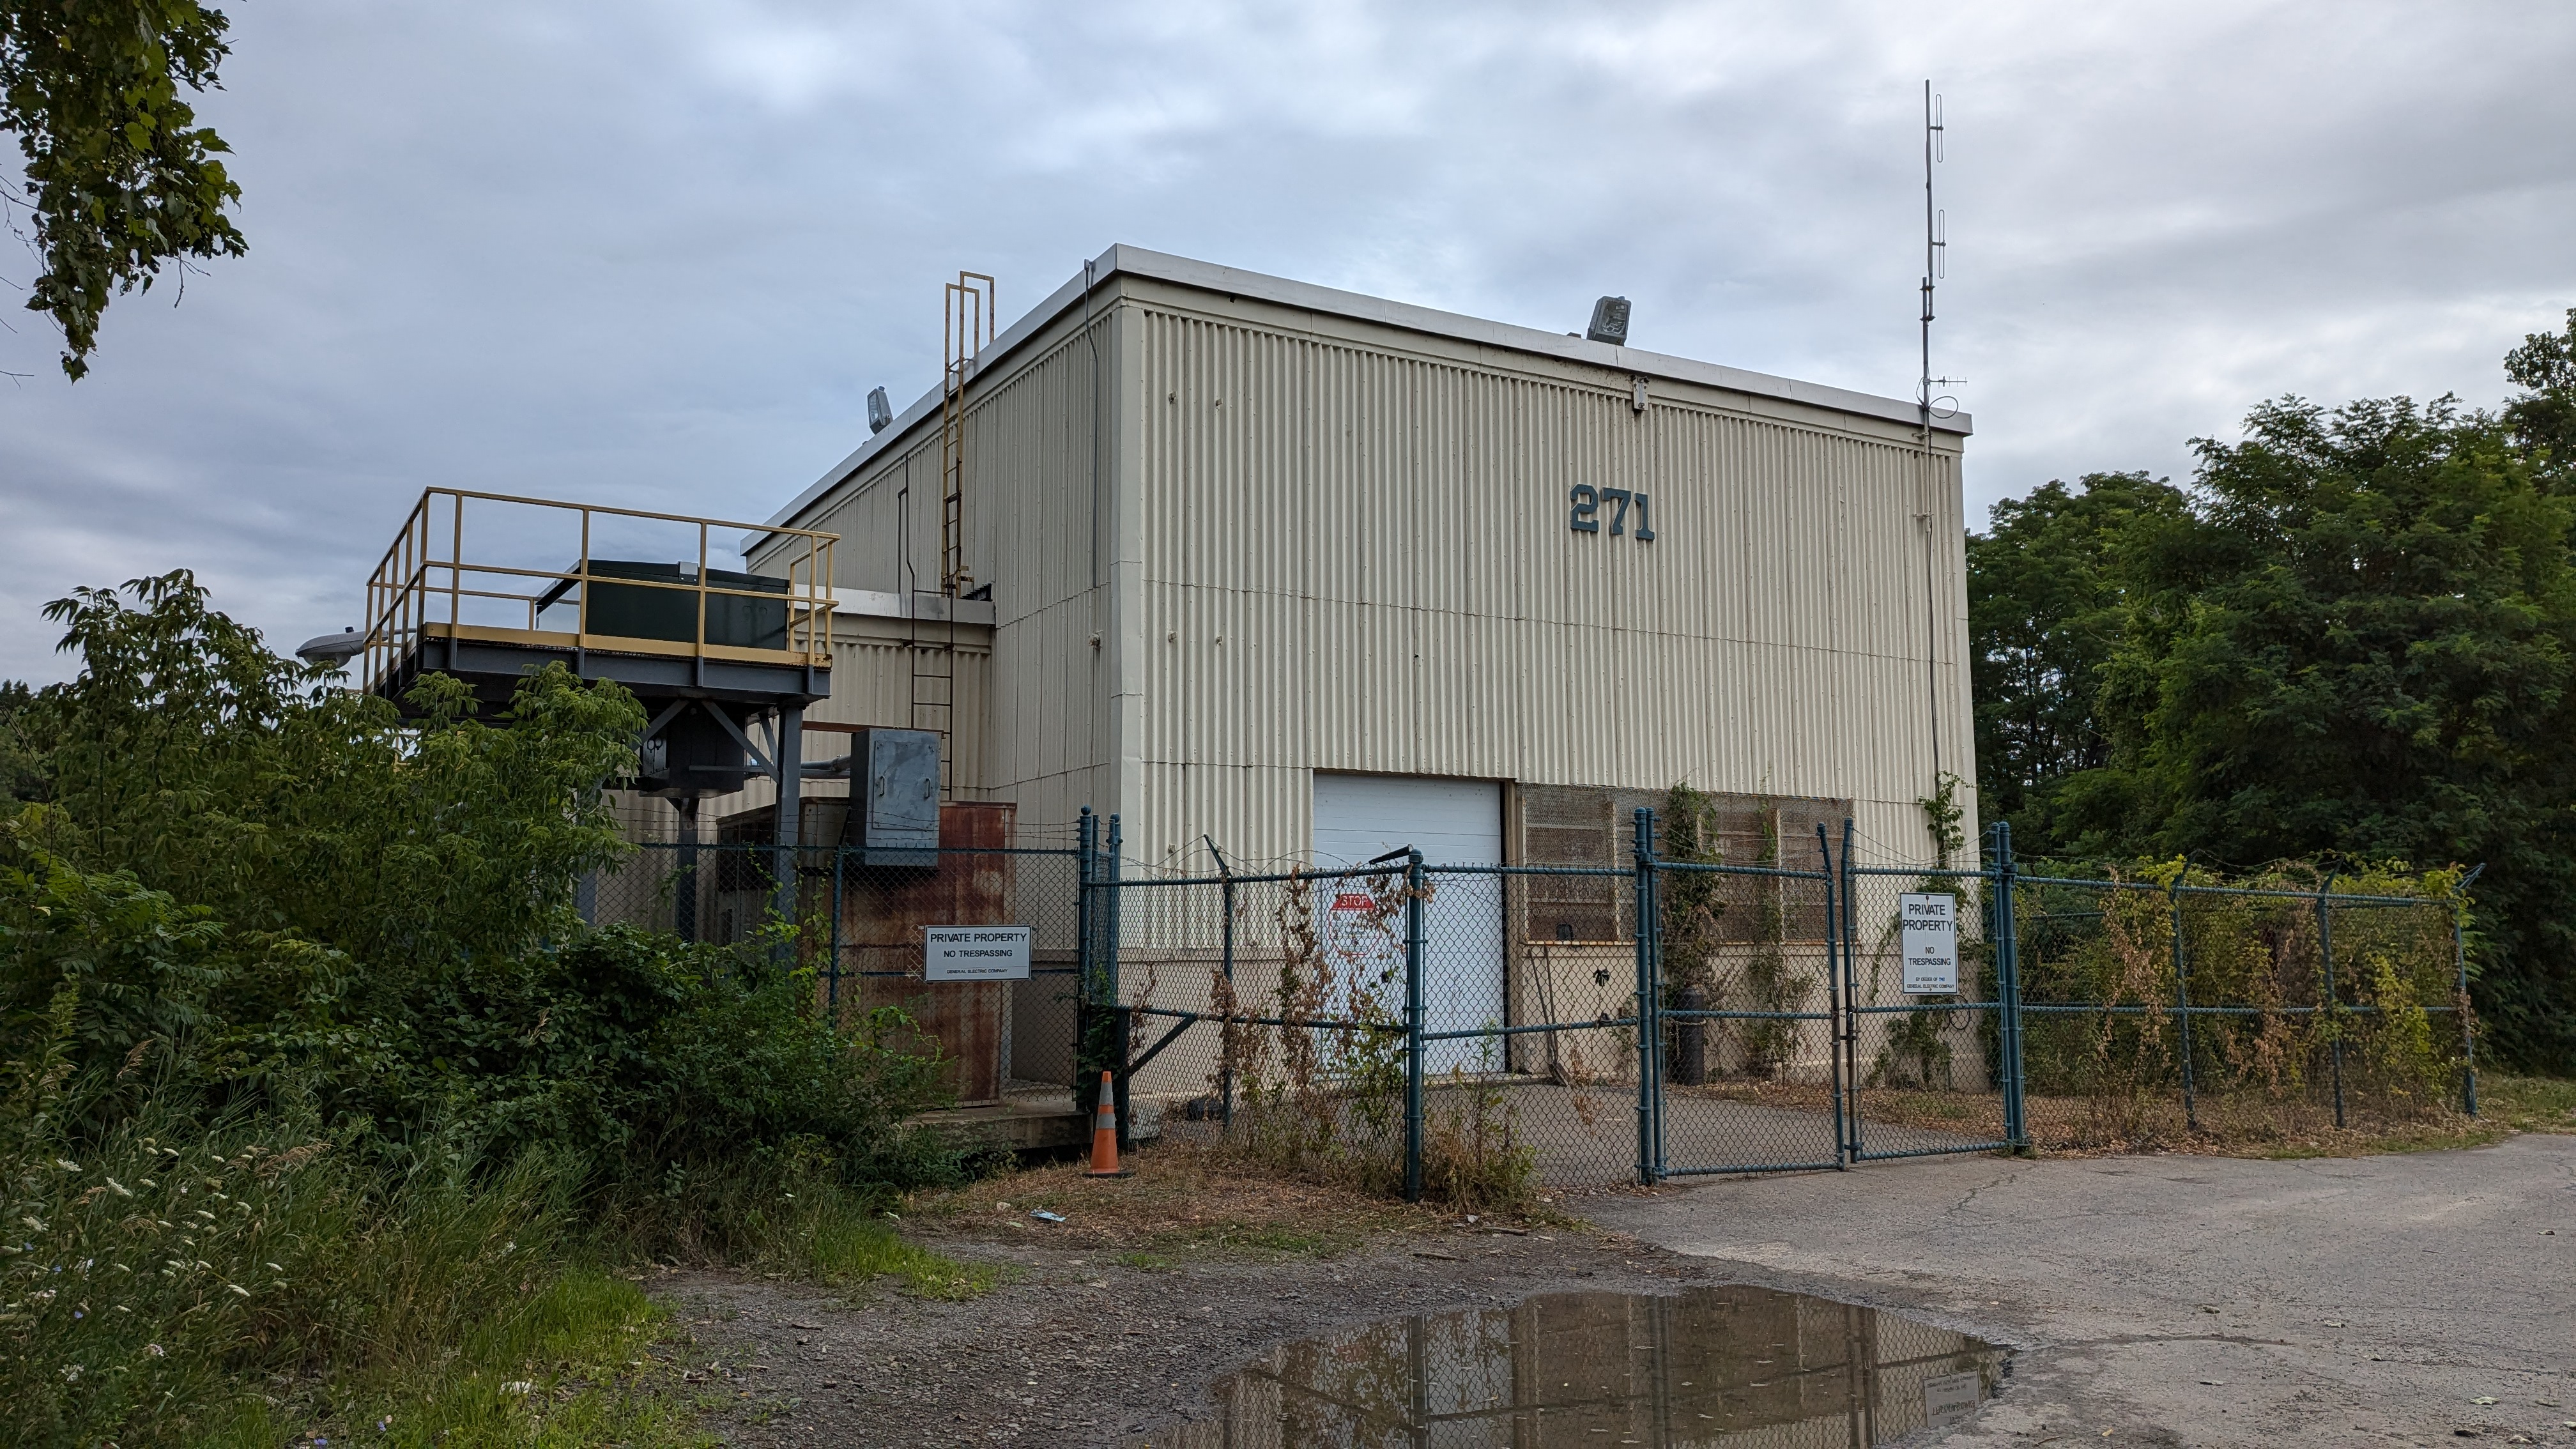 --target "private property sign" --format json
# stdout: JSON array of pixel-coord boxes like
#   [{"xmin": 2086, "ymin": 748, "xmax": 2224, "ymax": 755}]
[
  {"xmin": 1899, "ymin": 893, "xmax": 1959, "ymax": 994},
  {"xmin": 923, "ymin": 926, "xmax": 1033, "ymax": 981}
]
